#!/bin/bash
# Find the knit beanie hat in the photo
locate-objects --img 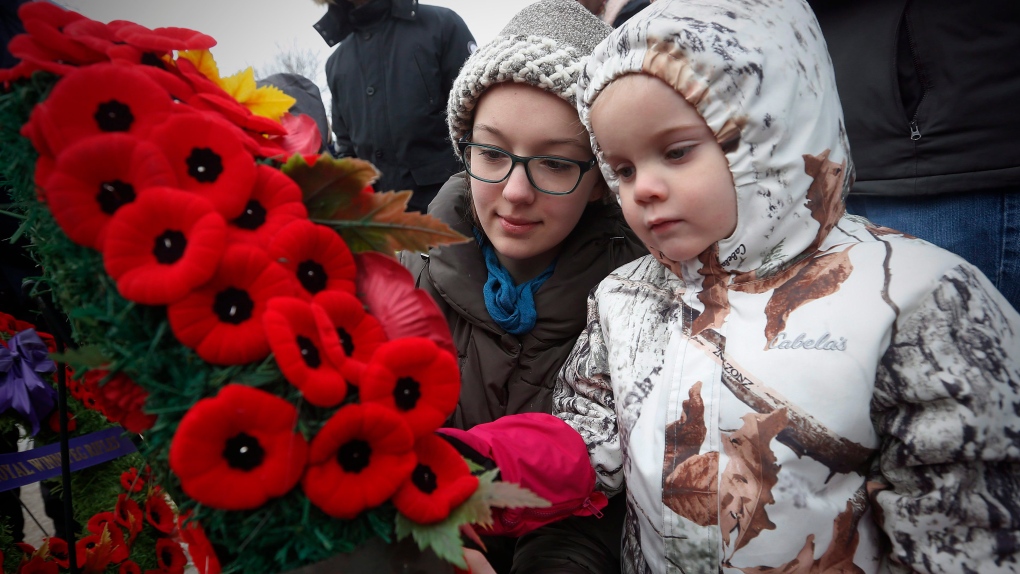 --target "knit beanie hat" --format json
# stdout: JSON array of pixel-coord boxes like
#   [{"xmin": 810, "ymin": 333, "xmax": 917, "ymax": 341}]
[{"xmin": 446, "ymin": 0, "xmax": 613, "ymax": 152}]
